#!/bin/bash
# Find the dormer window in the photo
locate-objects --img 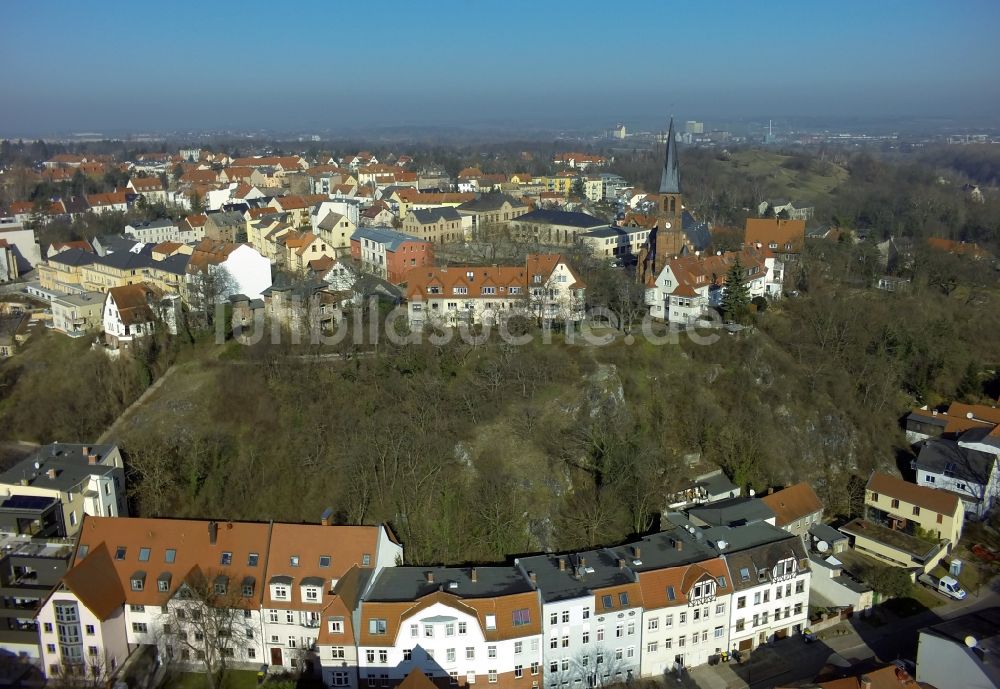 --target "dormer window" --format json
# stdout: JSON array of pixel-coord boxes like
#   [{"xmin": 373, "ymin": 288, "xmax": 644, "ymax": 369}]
[
  {"xmin": 270, "ymin": 576, "xmax": 292, "ymax": 601},
  {"xmin": 131, "ymin": 572, "xmax": 146, "ymax": 591},
  {"xmin": 157, "ymin": 572, "xmax": 171, "ymax": 592},
  {"xmin": 214, "ymin": 575, "xmax": 229, "ymax": 595},
  {"xmin": 329, "ymin": 617, "xmax": 344, "ymax": 634},
  {"xmin": 241, "ymin": 577, "xmax": 255, "ymax": 597}
]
